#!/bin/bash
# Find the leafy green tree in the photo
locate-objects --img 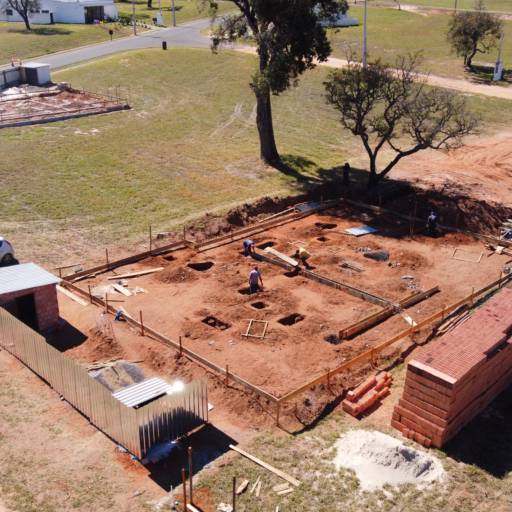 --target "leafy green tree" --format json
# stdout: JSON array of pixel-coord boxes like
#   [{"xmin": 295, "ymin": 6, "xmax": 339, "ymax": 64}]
[
  {"xmin": 447, "ymin": 0, "xmax": 502, "ymax": 70},
  {"xmin": 205, "ymin": 0, "xmax": 345, "ymax": 164},
  {"xmin": 324, "ymin": 55, "xmax": 479, "ymax": 187}
]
